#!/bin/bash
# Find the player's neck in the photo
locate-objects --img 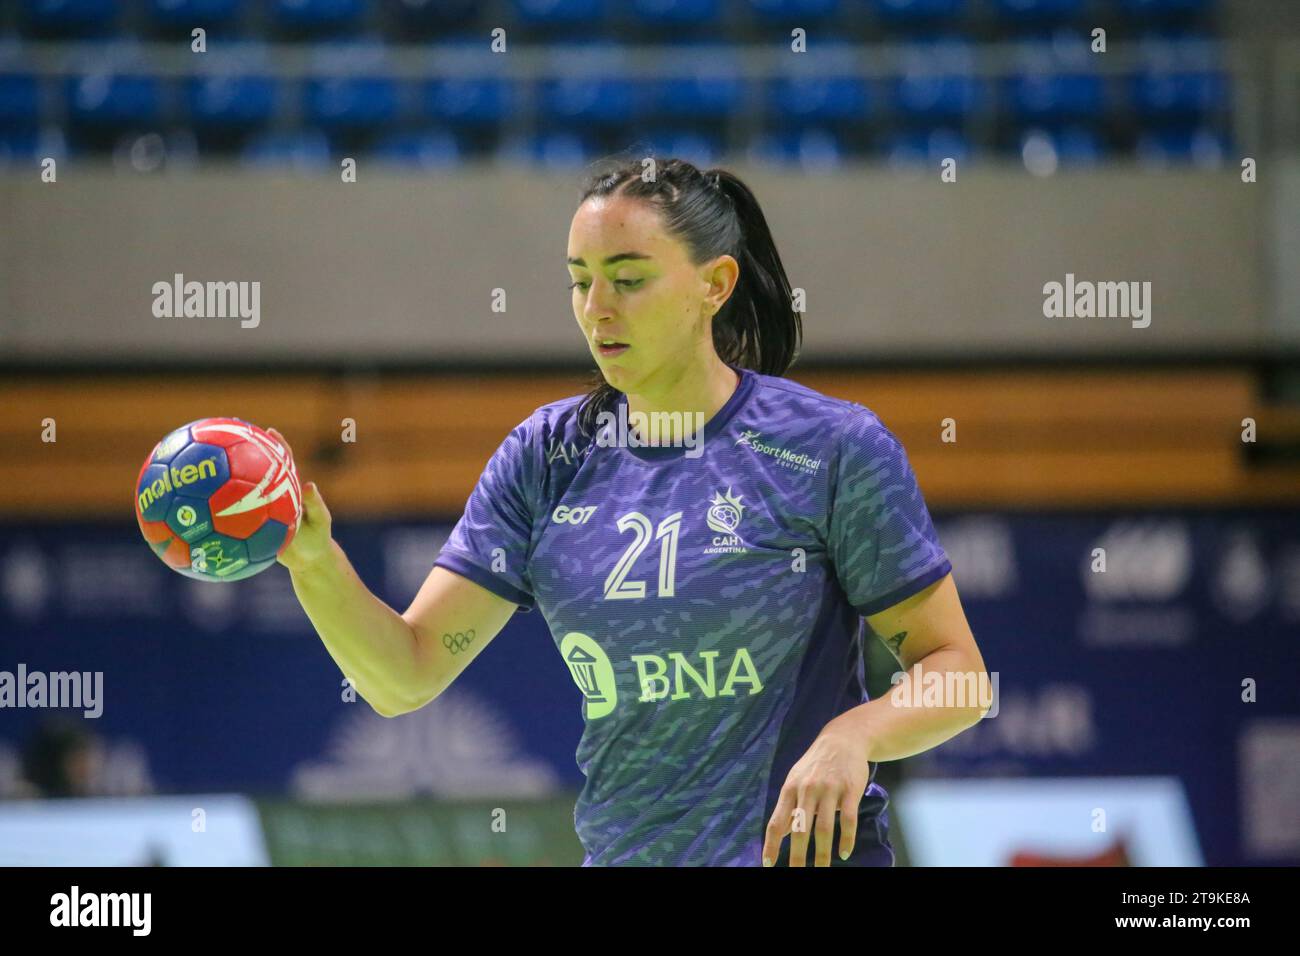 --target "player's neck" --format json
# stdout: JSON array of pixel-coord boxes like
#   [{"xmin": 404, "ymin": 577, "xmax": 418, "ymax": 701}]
[{"xmin": 625, "ymin": 356, "xmax": 739, "ymax": 440}]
